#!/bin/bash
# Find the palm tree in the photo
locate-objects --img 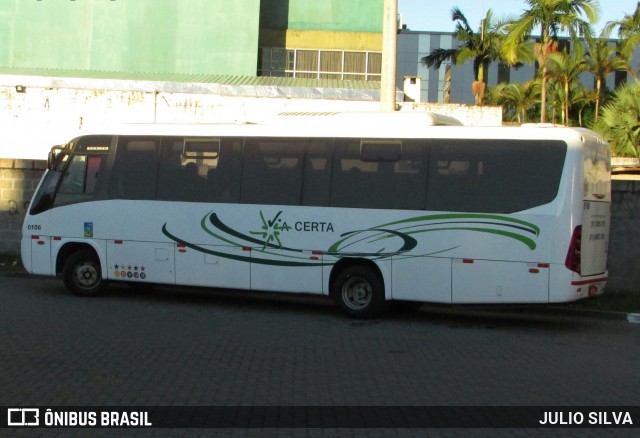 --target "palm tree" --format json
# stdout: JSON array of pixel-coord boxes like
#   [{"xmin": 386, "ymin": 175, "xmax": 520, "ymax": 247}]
[
  {"xmin": 583, "ymin": 36, "xmax": 630, "ymax": 121},
  {"xmin": 604, "ymin": 1, "xmax": 640, "ymax": 42},
  {"xmin": 421, "ymin": 7, "xmax": 517, "ymax": 105},
  {"xmin": 593, "ymin": 81, "xmax": 640, "ymax": 157},
  {"xmin": 572, "ymin": 87, "xmax": 598, "ymax": 127},
  {"xmin": 546, "ymin": 48, "xmax": 587, "ymax": 124},
  {"xmin": 603, "ymin": 2, "xmax": 640, "ymax": 78},
  {"xmin": 489, "ymin": 80, "xmax": 541, "ymax": 123},
  {"xmin": 503, "ymin": 0, "xmax": 599, "ymax": 122}
]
